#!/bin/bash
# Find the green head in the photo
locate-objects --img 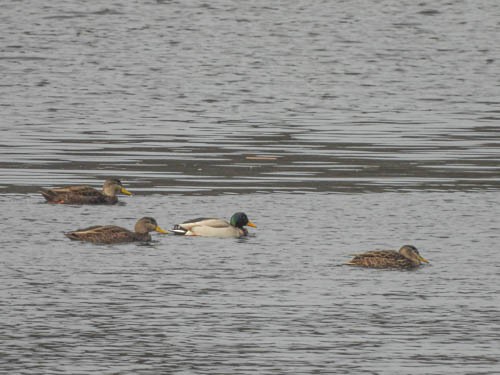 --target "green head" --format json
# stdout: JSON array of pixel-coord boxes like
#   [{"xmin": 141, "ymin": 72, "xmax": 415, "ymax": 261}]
[{"xmin": 229, "ymin": 212, "xmax": 257, "ymax": 229}]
